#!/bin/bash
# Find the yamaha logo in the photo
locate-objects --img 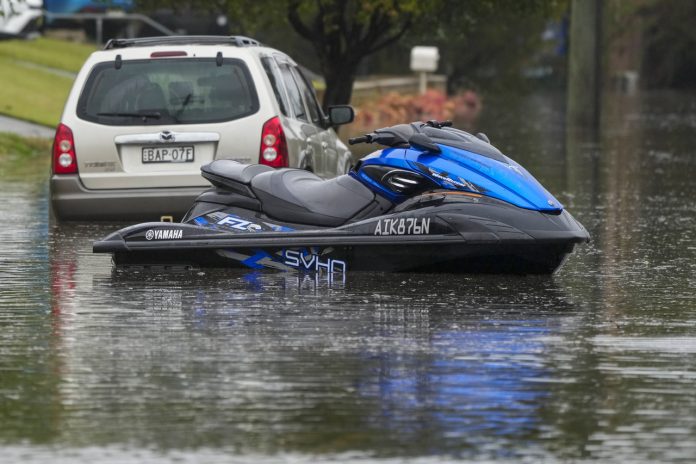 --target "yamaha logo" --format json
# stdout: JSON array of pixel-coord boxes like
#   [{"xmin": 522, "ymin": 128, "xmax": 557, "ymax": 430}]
[
  {"xmin": 145, "ymin": 229, "xmax": 184, "ymax": 240},
  {"xmin": 159, "ymin": 130, "xmax": 175, "ymax": 142}
]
